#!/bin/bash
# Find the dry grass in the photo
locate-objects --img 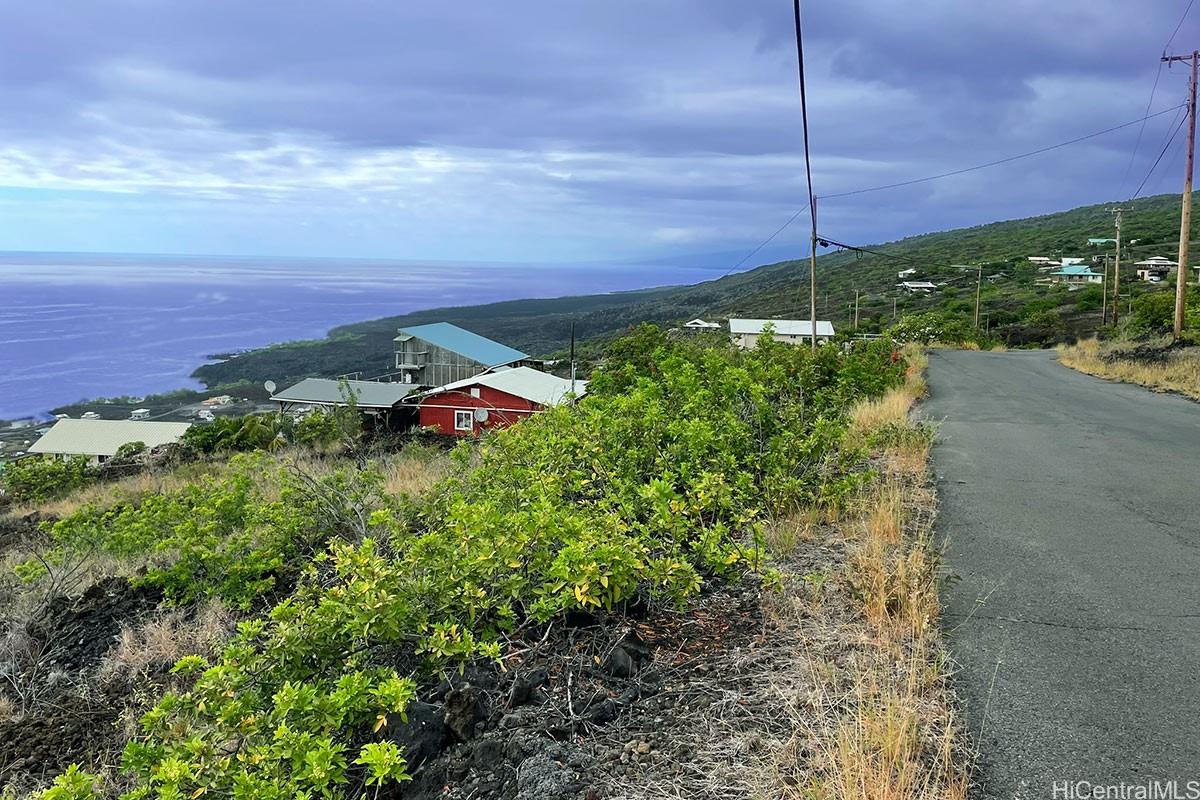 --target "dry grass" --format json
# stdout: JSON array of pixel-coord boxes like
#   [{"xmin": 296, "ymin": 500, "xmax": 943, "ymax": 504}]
[
  {"xmin": 800, "ymin": 345, "xmax": 968, "ymax": 800},
  {"xmin": 1058, "ymin": 337, "xmax": 1200, "ymax": 400},
  {"xmin": 98, "ymin": 601, "xmax": 235, "ymax": 684}
]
